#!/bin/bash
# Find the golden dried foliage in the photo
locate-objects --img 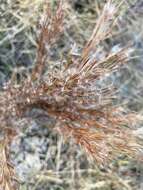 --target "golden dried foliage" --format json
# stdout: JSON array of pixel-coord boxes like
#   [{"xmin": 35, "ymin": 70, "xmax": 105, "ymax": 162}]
[{"xmin": 0, "ymin": 0, "xmax": 142, "ymax": 189}]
